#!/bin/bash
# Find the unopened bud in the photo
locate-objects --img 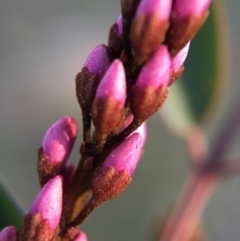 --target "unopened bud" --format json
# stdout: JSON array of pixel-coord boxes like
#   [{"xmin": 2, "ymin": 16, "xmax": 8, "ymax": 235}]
[
  {"xmin": 30, "ymin": 176, "xmax": 63, "ymax": 229},
  {"xmin": 166, "ymin": 0, "xmax": 211, "ymax": 56},
  {"xmin": 84, "ymin": 44, "xmax": 111, "ymax": 79},
  {"xmin": 130, "ymin": 0, "xmax": 172, "ymax": 64},
  {"xmin": 91, "ymin": 59, "xmax": 126, "ymax": 136},
  {"xmin": 76, "ymin": 44, "xmax": 111, "ymax": 114},
  {"xmin": 0, "ymin": 226, "xmax": 18, "ymax": 241},
  {"xmin": 73, "ymin": 230, "xmax": 88, "ymax": 241},
  {"xmin": 22, "ymin": 176, "xmax": 63, "ymax": 241},
  {"xmin": 130, "ymin": 45, "xmax": 170, "ymax": 120},
  {"xmin": 39, "ymin": 116, "xmax": 77, "ymax": 186},
  {"xmin": 92, "ymin": 133, "xmax": 142, "ymax": 202}
]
